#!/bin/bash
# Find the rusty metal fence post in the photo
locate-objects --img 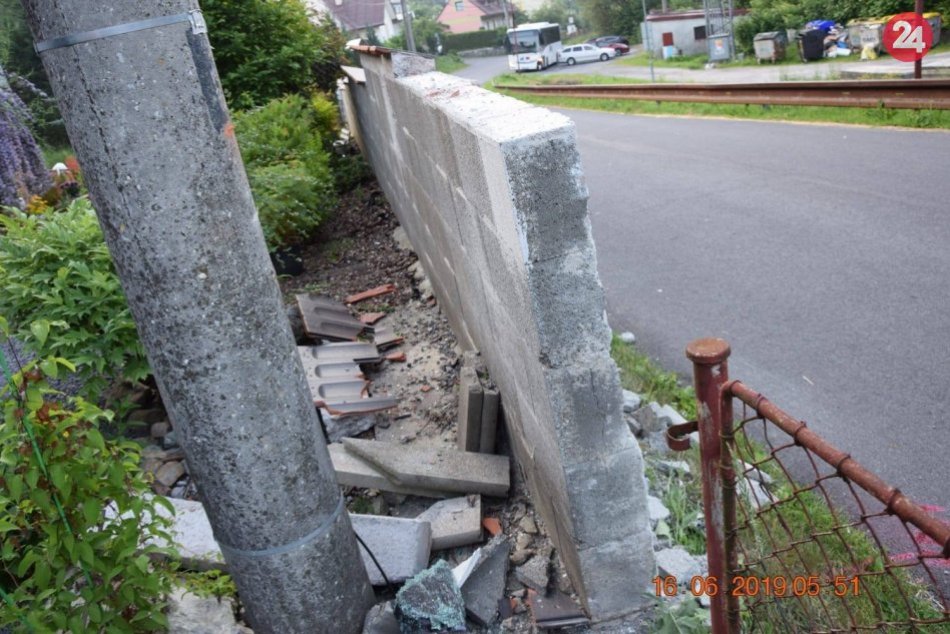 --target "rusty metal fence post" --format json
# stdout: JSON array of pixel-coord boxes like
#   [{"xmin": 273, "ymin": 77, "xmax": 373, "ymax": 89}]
[{"xmin": 686, "ymin": 338, "xmax": 736, "ymax": 634}]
